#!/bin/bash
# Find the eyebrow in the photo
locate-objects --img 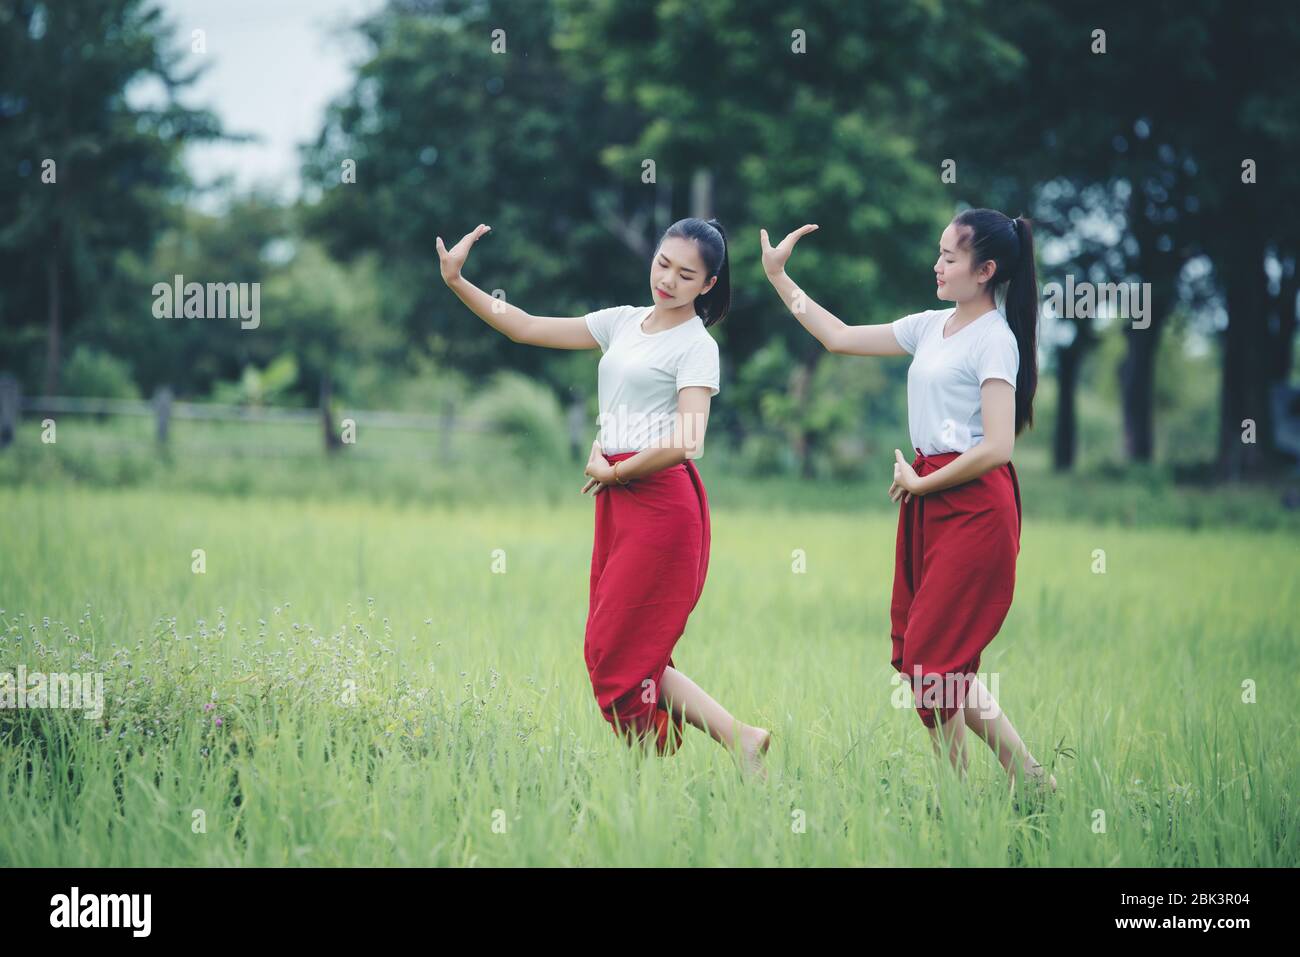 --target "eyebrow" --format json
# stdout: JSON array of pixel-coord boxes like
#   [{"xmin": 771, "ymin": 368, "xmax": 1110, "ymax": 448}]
[
  {"xmin": 658, "ymin": 252, "xmax": 697, "ymax": 273},
  {"xmin": 939, "ymin": 245, "xmax": 955, "ymax": 256}
]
